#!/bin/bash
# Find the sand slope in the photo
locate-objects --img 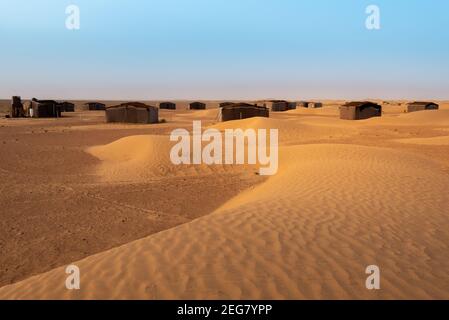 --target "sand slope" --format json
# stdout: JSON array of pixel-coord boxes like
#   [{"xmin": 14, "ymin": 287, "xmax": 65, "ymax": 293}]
[{"xmin": 1, "ymin": 143, "xmax": 448, "ymax": 299}]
